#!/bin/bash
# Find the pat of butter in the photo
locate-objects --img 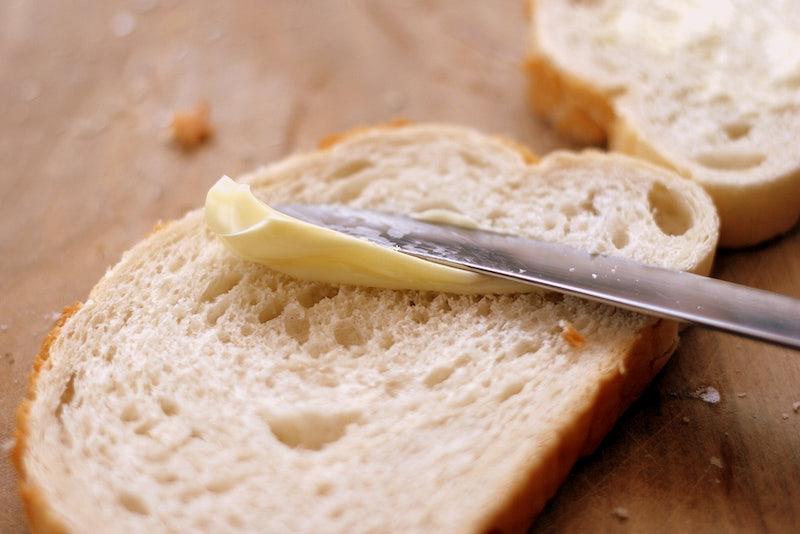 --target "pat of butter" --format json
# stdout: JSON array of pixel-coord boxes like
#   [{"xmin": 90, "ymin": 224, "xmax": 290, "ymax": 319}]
[{"xmin": 204, "ymin": 176, "xmax": 528, "ymax": 294}]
